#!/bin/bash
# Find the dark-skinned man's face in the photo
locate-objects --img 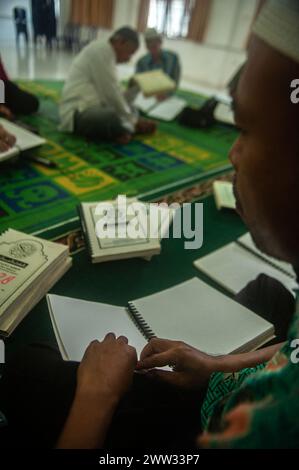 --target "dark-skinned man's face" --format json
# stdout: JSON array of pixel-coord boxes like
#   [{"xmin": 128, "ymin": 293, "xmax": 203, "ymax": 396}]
[
  {"xmin": 146, "ymin": 39, "xmax": 162, "ymax": 60},
  {"xmin": 230, "ymin": 36, "xmax": 299, "ymax": 265}
]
